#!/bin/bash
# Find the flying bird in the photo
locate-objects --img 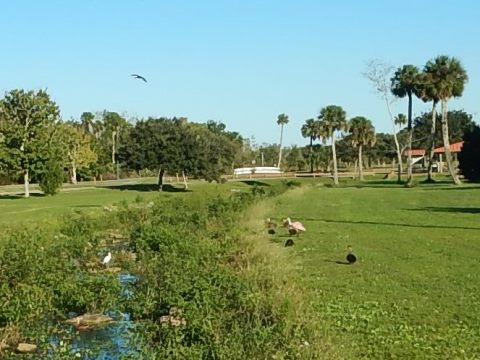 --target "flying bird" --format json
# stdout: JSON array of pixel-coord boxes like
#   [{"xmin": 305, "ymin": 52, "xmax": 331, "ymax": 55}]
[{"xmin": 131, "ymin": 74, "xmax": 147, "ymax": 82}]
